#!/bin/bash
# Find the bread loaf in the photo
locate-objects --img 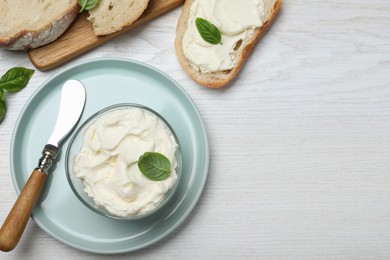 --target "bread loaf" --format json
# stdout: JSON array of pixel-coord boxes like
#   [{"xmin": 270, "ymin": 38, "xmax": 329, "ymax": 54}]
[
  {"xmin": 175, "ymin": 0, "xmax": 282, "ymax": 88},
  {"xmin": 0, "ymin": 0, "xmax": 79, "ymax": 50},
  {"xmin": 87, "ymin": 0, "xmax": 150, "ymax": 36}
]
